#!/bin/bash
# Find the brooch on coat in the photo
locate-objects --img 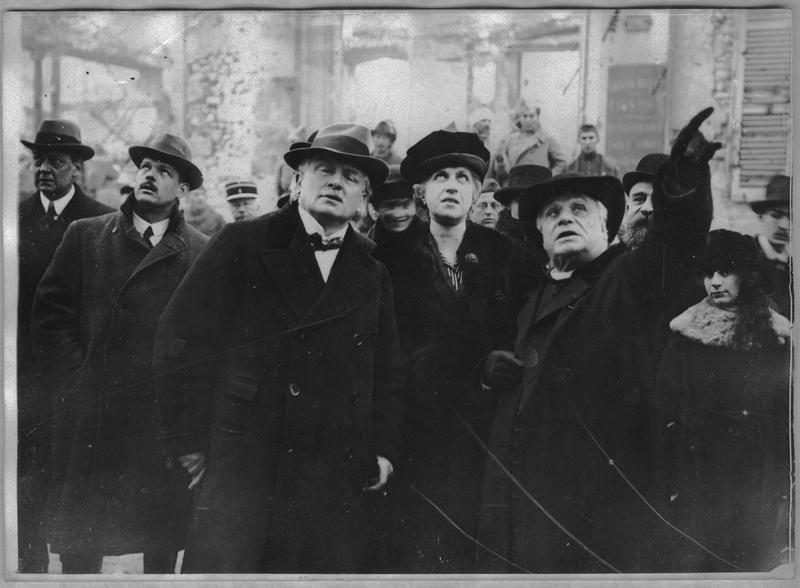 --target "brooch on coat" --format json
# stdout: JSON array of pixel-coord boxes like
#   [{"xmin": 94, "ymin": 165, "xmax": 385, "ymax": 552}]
[{"xmin": 464, "ymin": 253, "xmax": 479, "ymax": 264}]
